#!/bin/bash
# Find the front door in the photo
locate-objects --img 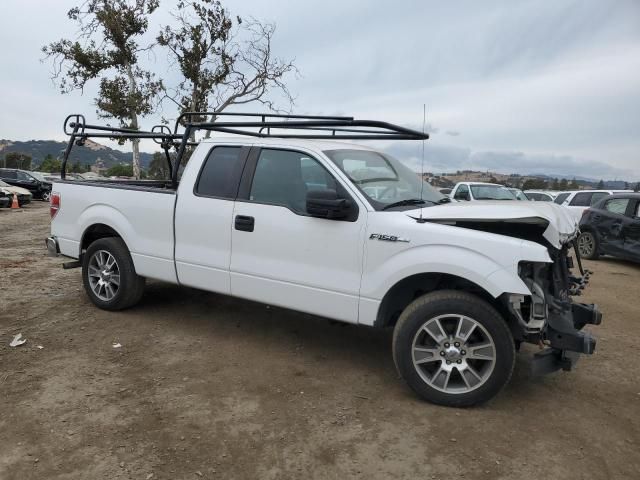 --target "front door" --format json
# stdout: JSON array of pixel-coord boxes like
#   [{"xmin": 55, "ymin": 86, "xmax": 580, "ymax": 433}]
[{"xmin": 229, "ymin": 147, "xmax": 367, "ymax": 323}]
